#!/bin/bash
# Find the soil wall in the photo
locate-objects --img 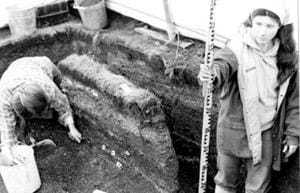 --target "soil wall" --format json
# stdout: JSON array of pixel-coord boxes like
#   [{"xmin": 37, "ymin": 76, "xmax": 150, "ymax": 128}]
[{"xmin": 58, "ymin": 54, "xmax": 178, "ymax": 192}]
